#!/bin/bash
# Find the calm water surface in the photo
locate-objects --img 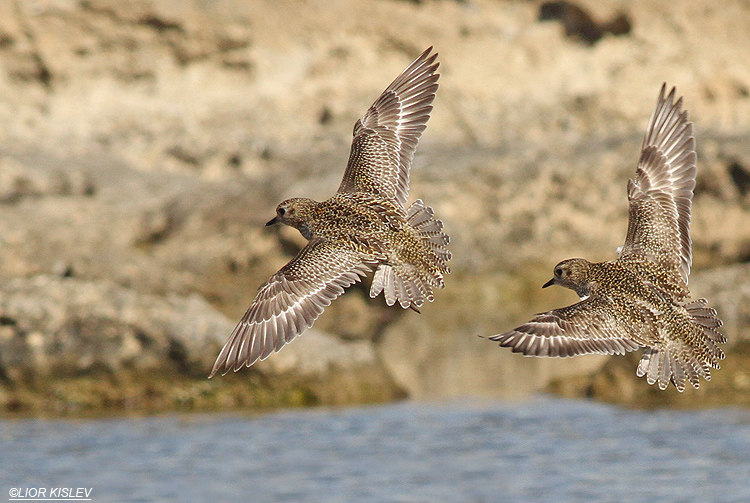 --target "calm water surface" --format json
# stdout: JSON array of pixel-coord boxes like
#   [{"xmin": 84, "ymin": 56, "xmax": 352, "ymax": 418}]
[{"xmin": 1, "ymin": 397, "xmax": 749, "ymax": 503}]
